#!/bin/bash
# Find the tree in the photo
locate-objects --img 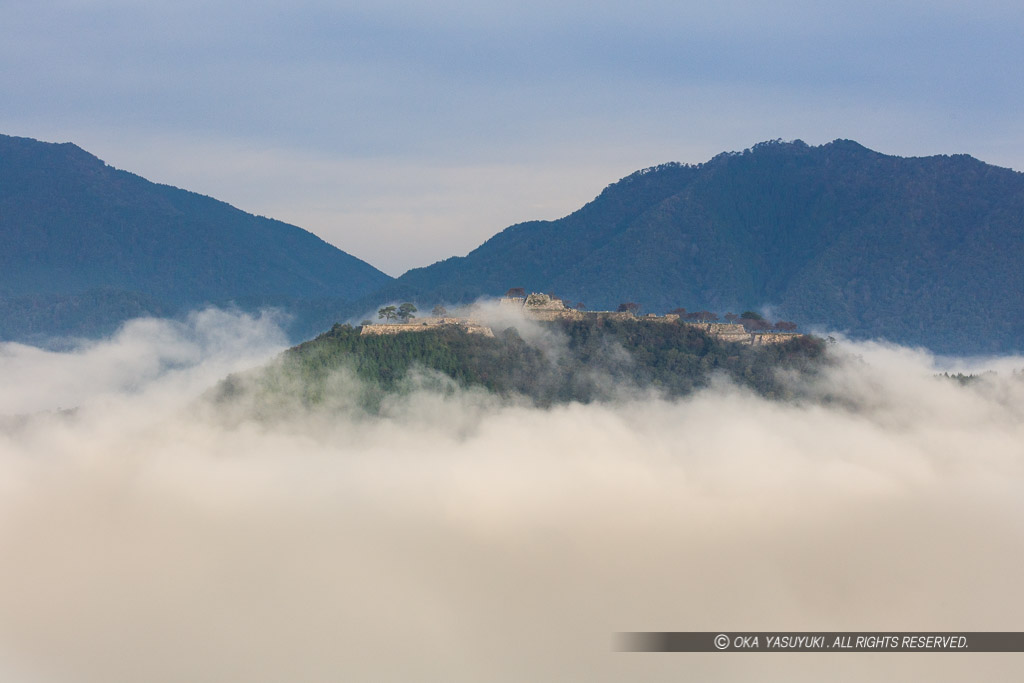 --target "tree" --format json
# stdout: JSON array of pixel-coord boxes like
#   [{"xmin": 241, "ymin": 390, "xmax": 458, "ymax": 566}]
[
  {"xmin": 432, "ymin": 304, "xmax": 448, "ymax": 317},
  {"xmin": 617, "ymin": 302, "xmax": 640, "ymax": 315},
  {"xmin": 397, "ymin": 302, "xmax": 418, "ymax": 322},
  {"xmin": 574, "ymin": 302, "xmax": 586, "ymax": 310},
  {"xmin": 774, "ymin": 321, "xmax": 798, "ymax": 332},
  {"xmin": 724, "ymin": 312, "xmax": 739, "ymax": 323},
  {"xmin": 669, "ymin": 307, "xmax": 687, "ymax": 316},
  {"xmin": 378, "ymin": 305, "xmax": 397, "ymax": 322},
  {"xmin": 740, "ymin": 317, "xmax": 771, "ymax": 331},
  {"xmin": 740, "ymin": 310, "xmax": 764, "ymax": 321},
  {"xmin": 505, "ymin": 287, "xmax": 525, "ymax": 298}
]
